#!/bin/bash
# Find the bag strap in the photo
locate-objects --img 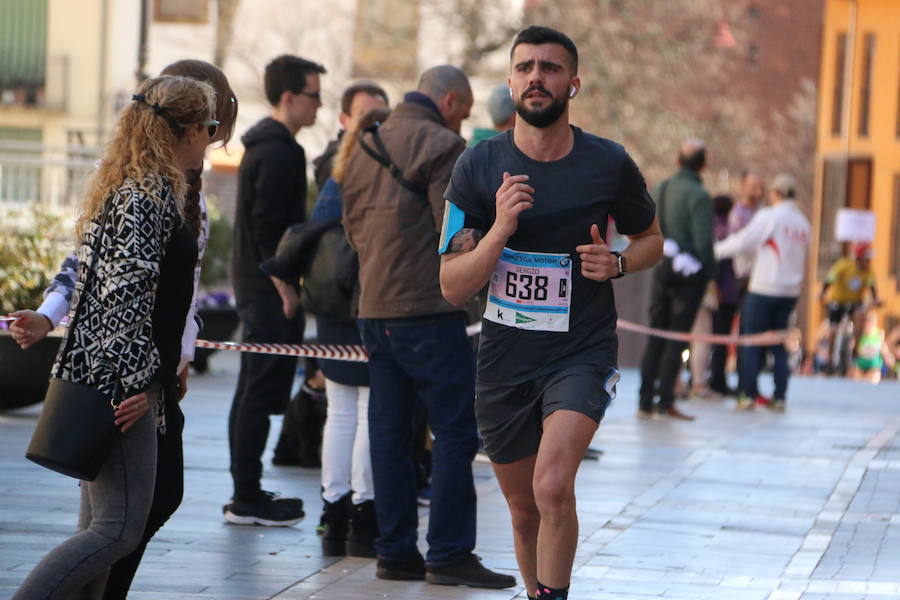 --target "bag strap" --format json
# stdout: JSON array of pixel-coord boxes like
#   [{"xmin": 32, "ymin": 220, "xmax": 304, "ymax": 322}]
[
  {"xmin": 54, "ymin": 200, "xmax": 113, "ymax": 377},
  {"xmin": 358, "ymin": 126, "xmax": 428, "ymax": 196}
]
